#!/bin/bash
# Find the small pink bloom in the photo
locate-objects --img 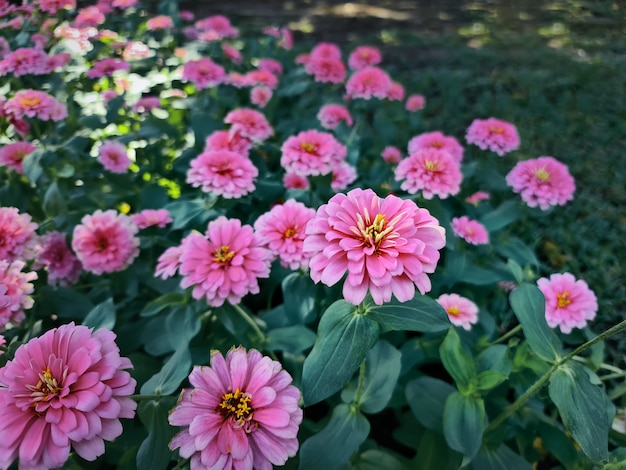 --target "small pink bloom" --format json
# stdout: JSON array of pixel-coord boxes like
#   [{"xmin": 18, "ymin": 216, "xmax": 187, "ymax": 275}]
[
  {"xmin": 146, "ymin": 15, "xmax": 173, "ymax": 30},
  {"xmin": 281, "ymin": 129, "xmax": 346, "ymax": 177},
  {"xmin": 331, "ymin": 161, "xmax": 358, "ymax": 191},
  {"xmin": 195, "ymin": 15, "xmax": 238, "ymax": 39},
  {"xmin": 5, "ymin": 89, "xmax": 67, "ymax": 121},
  {"xmin": 304, "ymin": 188, "xmax": 446, "ymax": 305},
  {"xmin": 187, "ymin": 150, "xmax": 258, "ymax": 199},
  {"xmin": 73, "ymin": 5, "xmax": 105, "ymax": 27},
  {"xmin": 85, "ymin": 58, "xmax": 131, "ymax": 79},
  {"xmin": 283, "ymin": 173, "xmax": 309, "ymax": 190},
  {"xmin": 305, "ymin": 57, "xmax": 347, "ymax": 84},
  {"xmin": 245, "ymin": 69, "xmax": 279, "ymax": 89},
  {"xmin": 72, "ymin": 210, "xmax": 140, "ymax": 275},
  {"xmin": 98, "ymin": 140, "xmax": 132, "ymax": 173},
  {"xmin": 258, "ymin": 58, "xmax": 283, "ymax": 75},
  {"xmin": 179, "ymin": 10, "xmax": 194, "ymax": 21},
  {"xmin": 226, "ymin": 71, "xmax": 250, "ymax": 88},
  {"xmin": 345, "ymin": 66, "xmax": 392, "ymax": 100},
  {"xmin": 408, "ymin": 131, "xmax": 464, "ymax": 163},
  {"xmin": 112, "ymin": 0, "xmax": 139, "ymax": 8},
  {"xmin": 506, "ymin": 156, "xmax": 575, "ymax": 210},
  {"xmin": 101, "ymin": 89, "xmax": 118, "ymax": 105},
  {"xmin": 0, "ymin": 207, "xmax": 38, "ymax": 262},
  {"xmin": 155, "ymin": 245, "xmax": 183, "ymax": 279},
  {"xmin": 451, "ymin": 216, "xmax": 489, "ymax": 245},
  {"xmin": 437, "ymin": 293, "xmax": 479, "ymax": 330},
  {"xmin": 132, "ymin": 96, "xmax": 161, "ymax": 113},
  {"xmin": 0, "ymin": 260, "xmax": 37, "ymax": 329},
  {"xmin": 182, "ymin": 58, "xmax": 225, "ymax": 89},
  {"xmin": 295, "ymin": 53, "xmax": 310, "ymax": 65},
  {"xmin": 132, "ymin": 209, "xmax": 172, "ymax": 229},
  {"xmin": 310, "ymin": 42, "xmax": 342, "ymax": 60},
  {"xmin": 123, "ymin": 41, "xmax": 151, "ymax": 61},
  {"xmin": 250, "ymin": 85, "xmax": 272, "ymax": 108},
  {"xmin": 37, "ymin": 0, "xmax": 76, "ymax": 14},
  {"xmin": 537, "ymin": 273, "xmax": 598, "ymax": 334},
  {"xmin": 348, "ymin": 45, "xmax": 382, "ymax": 70},
  {"xmin": 0, "ymin": 141, "xmax": 36, "ymax": 173},
  {"xmin": 466, "ymin": 117, "xmax": 520, "ymax": 156},
  {"xmin": 405, "ymin": 94, "xmax": 425, "ymax": 112},
  {"xmin": 279, "ymin": 27, "xmax": 294, "ymax": 49},
  {"xmin": 224, "ymin": 108, "xmax": 274, "ymax": 143},
  {"xmin": 317, "ymin": 103, "xmax": 353, "ymax": 129},
  {"xmin": 204, "ymin": 130, "xmax": 252, "ymax": 157},
  {"xmin": 221, "ymin": 43, "xmax": 242, "ymax": 64},
  {"xmin": 34, "ymin": 231, "xmax": 82, "ymax": 286},
  {"xmin": 381, "ymin": 146, "xmax": 402, "ymax": 164},
  {"xmin": 395, "ymin": 148, "xmax": 463, "ymax": 199},
  {"xmin": 465, "ymin": 191, "xmax": 491, "ymax": 205},
  {"xmin": 386, "ymin": 81, "xmax": 405, "ymax": 101}
]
